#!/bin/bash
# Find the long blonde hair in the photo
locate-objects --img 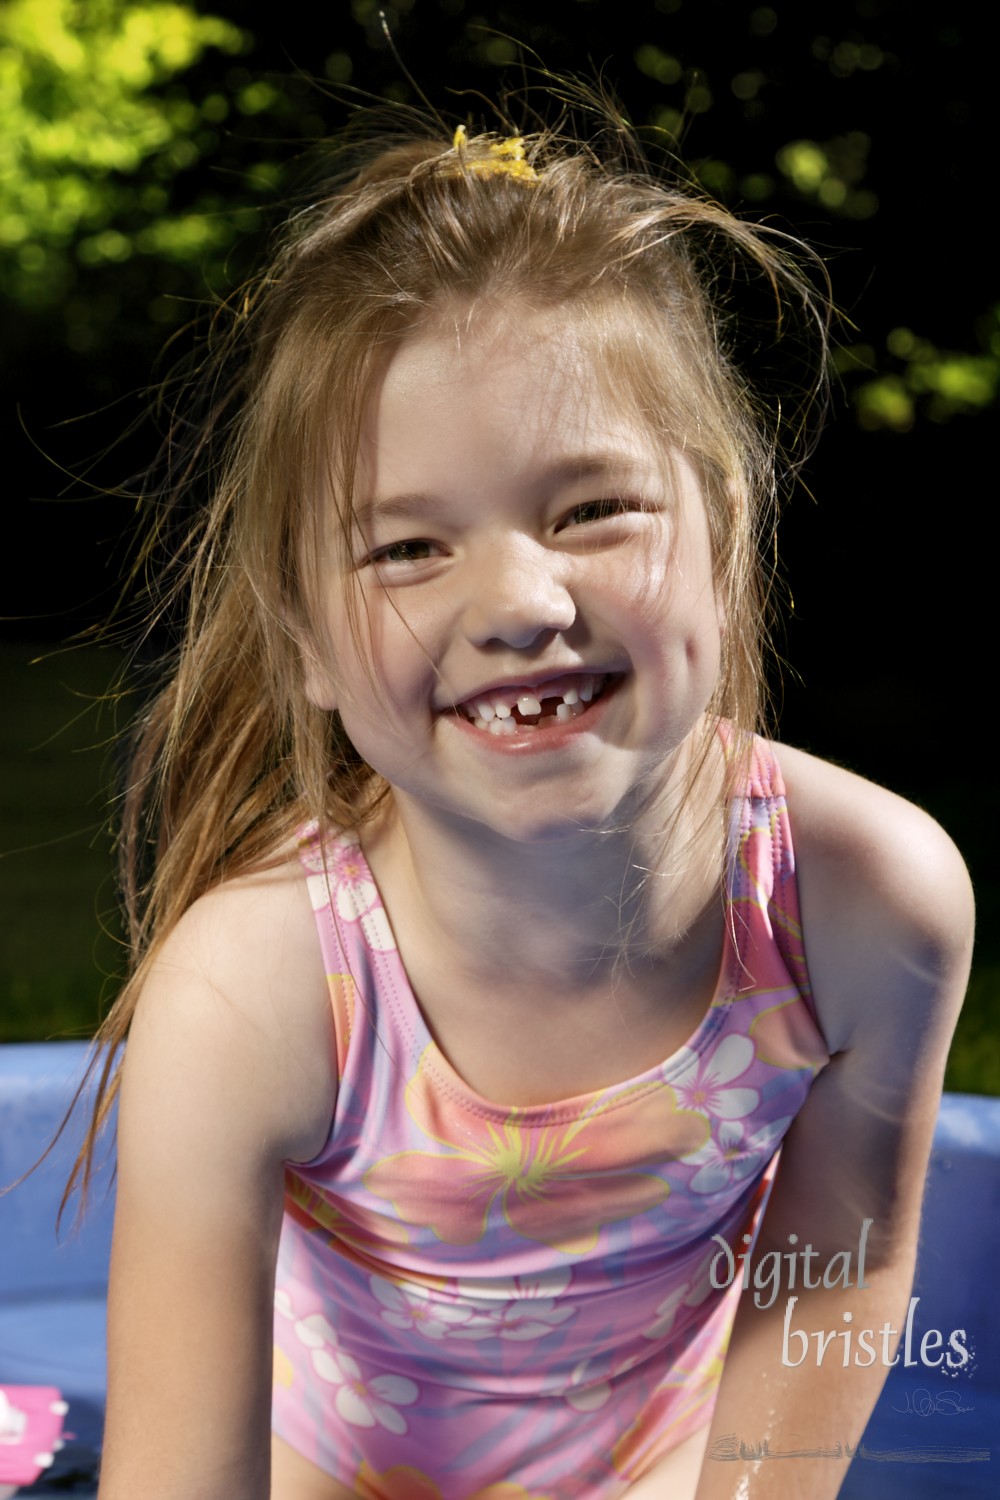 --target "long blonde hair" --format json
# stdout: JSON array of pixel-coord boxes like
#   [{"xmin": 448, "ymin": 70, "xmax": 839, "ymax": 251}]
[{"xmin": 71, "ymin": 104, "xmax": 829, "ymax": 1199}]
